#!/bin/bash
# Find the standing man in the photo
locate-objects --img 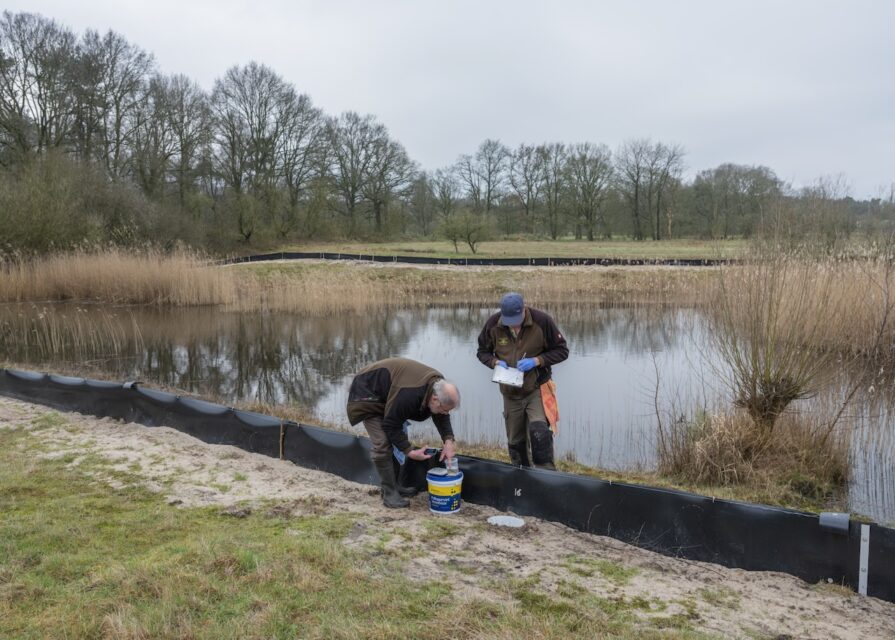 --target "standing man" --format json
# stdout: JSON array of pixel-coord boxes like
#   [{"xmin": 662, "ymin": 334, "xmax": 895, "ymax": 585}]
[
  {"xmin": 477, "ymin": 292, "xmax": 568, "ymax": 469},
  {"xmin": 347, "ymin": 357, "xmax": 460, "ymax": 508}
]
